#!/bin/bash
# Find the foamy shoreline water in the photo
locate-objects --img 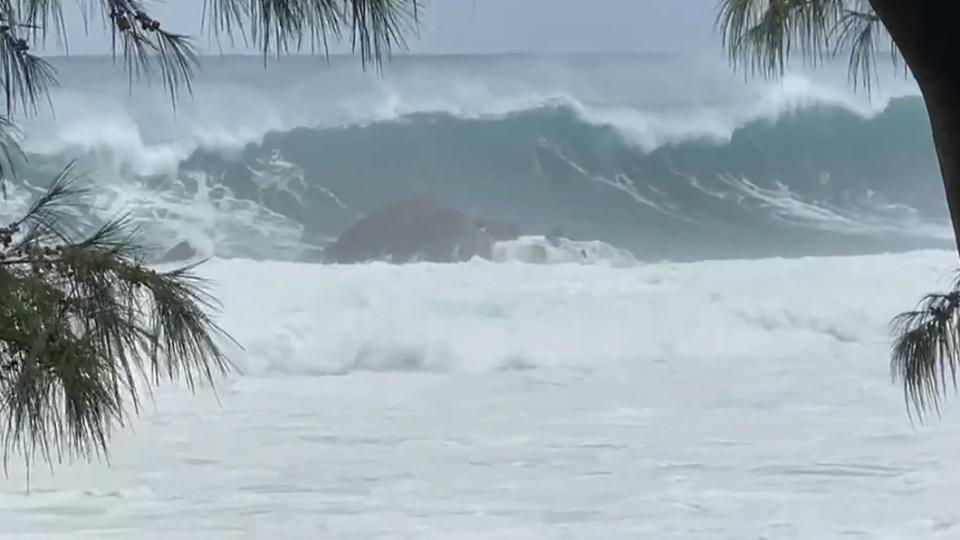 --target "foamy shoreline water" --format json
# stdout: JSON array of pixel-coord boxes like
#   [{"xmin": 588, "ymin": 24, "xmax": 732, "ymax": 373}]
[{"xmin": 3, "ymin": 251, "xmax": 960, "ymax": 539}]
